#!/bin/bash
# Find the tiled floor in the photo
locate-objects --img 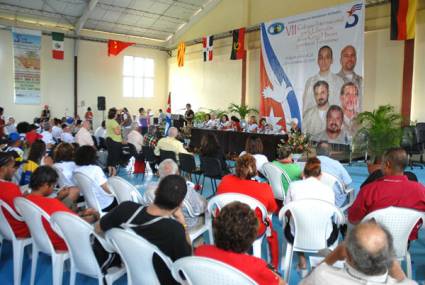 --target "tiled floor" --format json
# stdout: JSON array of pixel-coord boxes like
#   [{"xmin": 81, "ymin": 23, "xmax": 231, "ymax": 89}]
[{"xmin": 0, "ymin": 162, "xmax": 424, "ymax": 284}]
